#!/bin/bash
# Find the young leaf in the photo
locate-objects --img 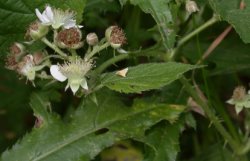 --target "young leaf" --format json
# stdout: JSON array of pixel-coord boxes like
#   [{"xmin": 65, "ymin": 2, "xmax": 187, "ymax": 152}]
[
  {"xmin": 101, "ymin": 62, "xmax": 200, "ymax": 93},
  {"xmin": 1, "ymin": 91, "xmax": 185, "ymax": 161}
]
